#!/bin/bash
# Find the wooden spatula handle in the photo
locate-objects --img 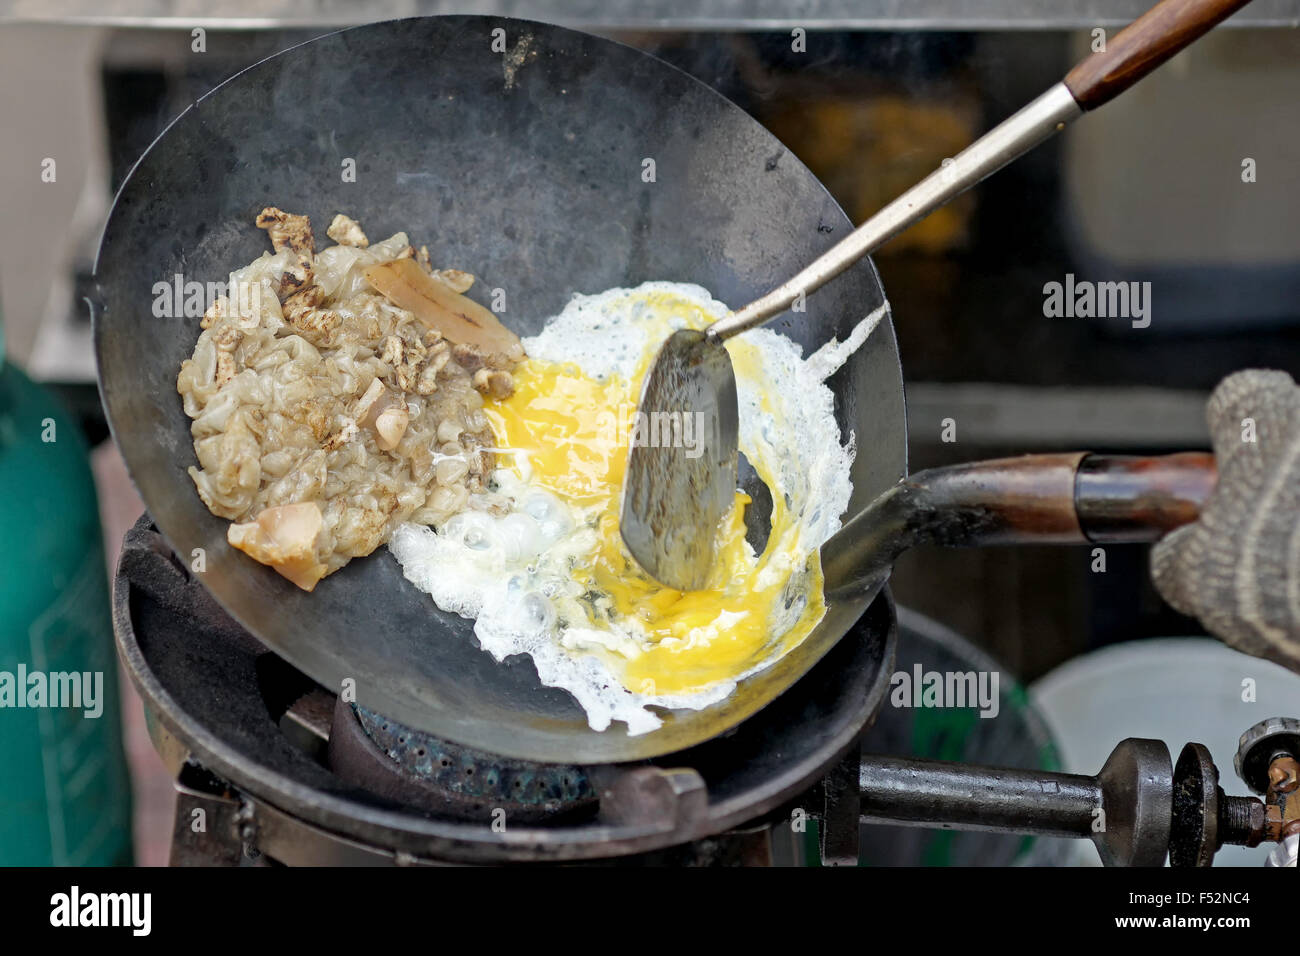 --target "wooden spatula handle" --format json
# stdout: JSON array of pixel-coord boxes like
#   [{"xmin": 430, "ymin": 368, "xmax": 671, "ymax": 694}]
[
  {"xmin": 822, "ymin": 452, "xmax": 1216, "ymax": 598},
  {"xmin": 1065, "ymin": 0, "xmax": 1254, "ymax": 110}
]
